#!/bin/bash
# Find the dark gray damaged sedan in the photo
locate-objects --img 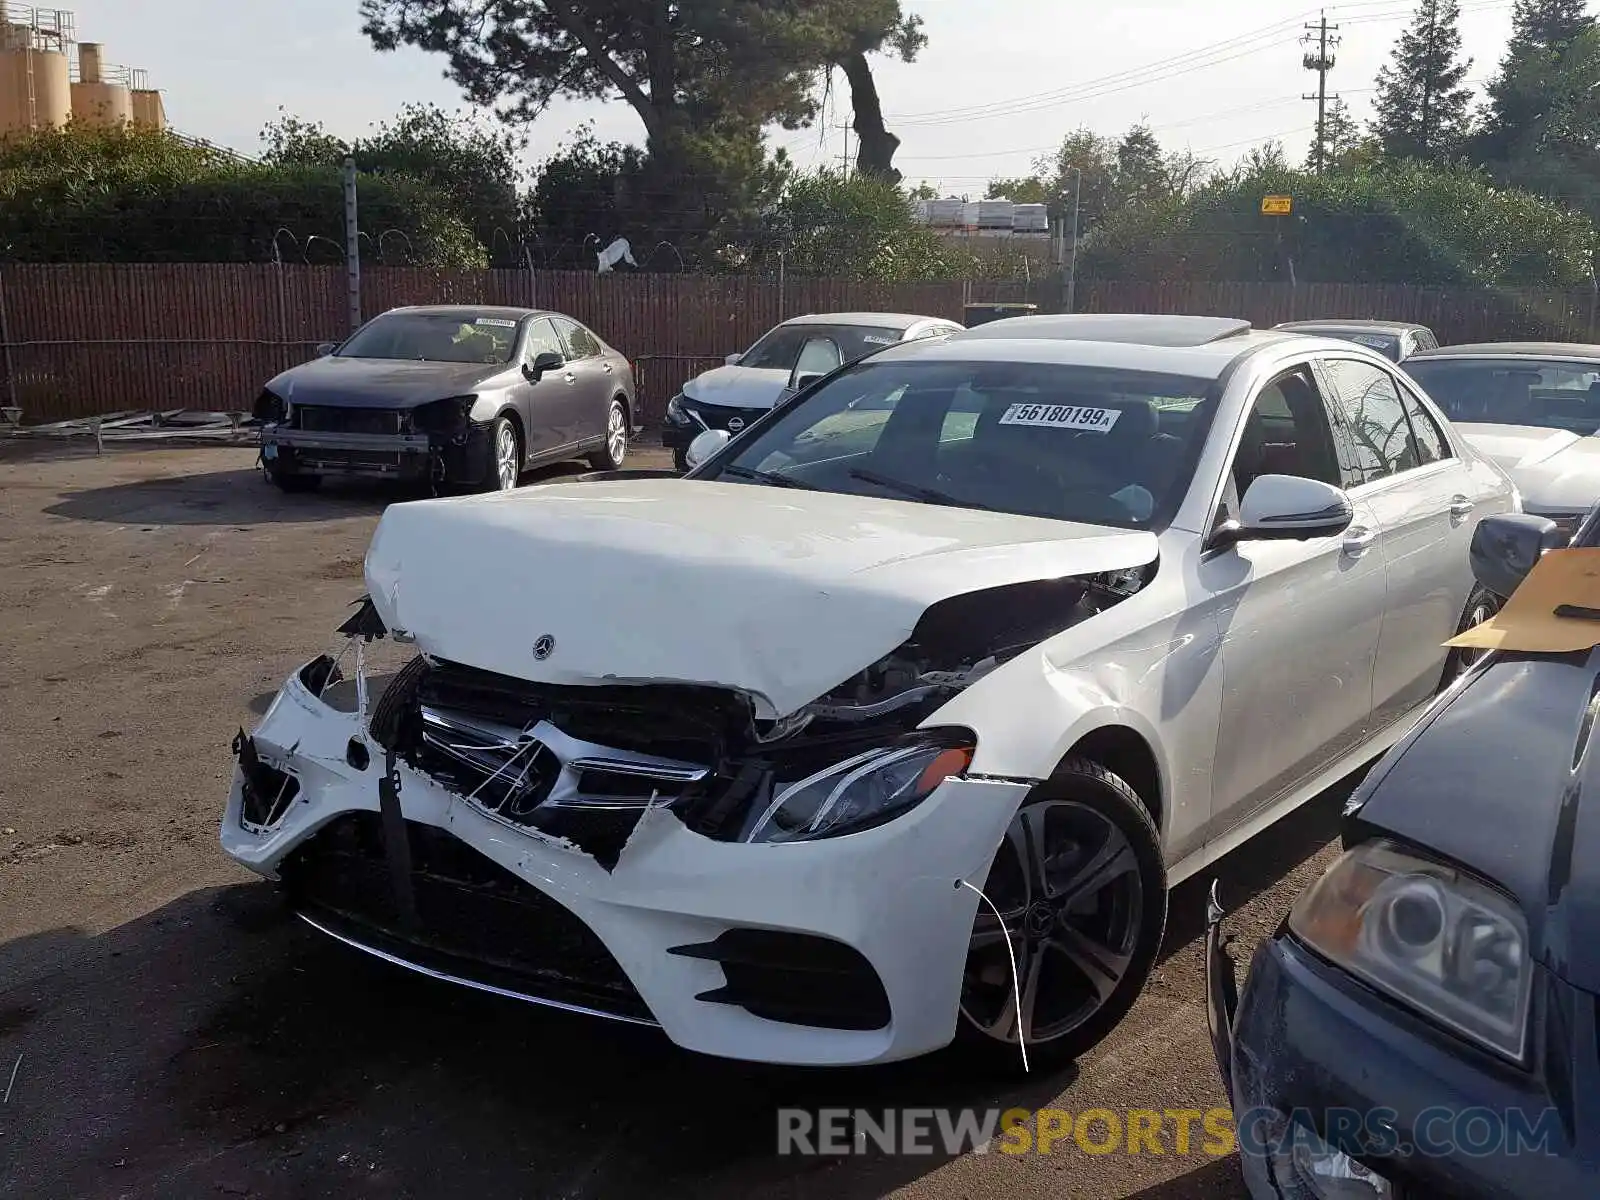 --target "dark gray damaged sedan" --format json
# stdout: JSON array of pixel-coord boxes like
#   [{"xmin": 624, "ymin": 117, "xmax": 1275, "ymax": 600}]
[
  {"xmin": 1208, "ymin": 504, "xmax": 1600, "ymax": 1199},
  {"xmin": 255, "ymin": 305, "xmax": 636, "ymax": 492}
]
